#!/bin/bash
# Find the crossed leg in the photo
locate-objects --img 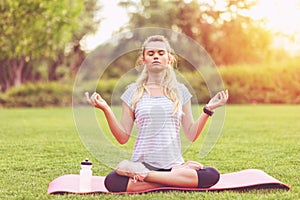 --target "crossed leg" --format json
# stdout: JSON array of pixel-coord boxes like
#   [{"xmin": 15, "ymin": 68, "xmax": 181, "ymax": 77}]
[
  {"xmin": 105, "ymin": 165, "xmax": 220, "ymax": 192},
  {"xmin": 126, "ymin": 168, "xmax": 198, "ymax": 192}
]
